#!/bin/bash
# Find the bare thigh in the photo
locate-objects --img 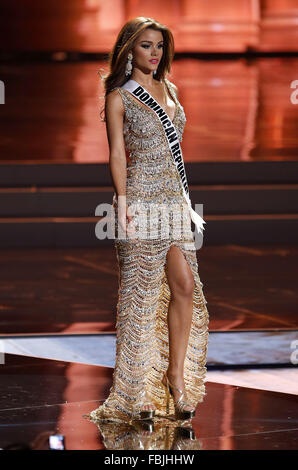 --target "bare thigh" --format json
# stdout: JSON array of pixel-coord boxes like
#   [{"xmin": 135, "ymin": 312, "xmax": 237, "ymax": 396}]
[{"xmin": 165, "ymin": 245, "xmax": 194, "ymax": 298}]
